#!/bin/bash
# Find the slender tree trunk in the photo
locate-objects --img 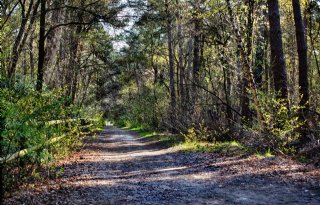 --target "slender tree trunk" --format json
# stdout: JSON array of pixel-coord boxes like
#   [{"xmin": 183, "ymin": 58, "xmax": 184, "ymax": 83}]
[
  {"xmin": 71, "ymin": 48, "xmax": 81, "ymax": 103},
  {"xmin": 23, "ymin": 49, "xmax": 27, "ymax": 79},
  {"xmin": 36, "ymin": 0, "xmax": 46, "ymax": 92},
  {"xmin": 44, "ymin": 0, "xmax": 61, "ymax": 84},
  {"xmin": 242, "ymin": 0, "xmax": 255, "ymax": 122},
  {"xmin": 79, "ymin": 71, "xmax": 93, "ymax": 107},
  {"xmin": 308, "ymin": 3, "xmax": 320, "ymax": 78},
  {"xmin": 176, "ymin": 0, "xmax": 185, "ymax": 111},
  {"xmin": 221, "ymin": 49, "xmax": 232, "ymax": 122},
  {"xmin": 165, "ymin": 1, "xmax": 176, "ymax": 125},
  {"xmin": 17, "ymin": 0, "xmax": 40, "ymax": 64},
  {"xmin": 255, "ymin": 7, "xmax": 268, "ymax": 88},
  {"xmin": 267, "ymin": 0, "xmax": 289, "ymax": 101},
  {"xmin": 0, "ymin": 116, "xmax": 4, "ymax": 205},
  {"xmin": 263, "ymin": 12, "xmax": 270, "ymax": 92},
  {"xmin": 29, "ymin": 29, "xmax": 35, "ymax": 82},
  {"xmin": 186, "ymin": 35, "xmax": 193, "ymax": 110},
  {"xmin": 8, "ymin": 1, "xmax": 33, "ymax": 83},
  {"xmin": 292, "ymin": 0, "xmax": 309, "ymax": 144},
  {"xmin": 192, "ymin": 13, "xmax": 200, "ymax": 114},
  {"xmin": 226, "ymin": 0, "xmax": 265, "ymax": 127}
]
